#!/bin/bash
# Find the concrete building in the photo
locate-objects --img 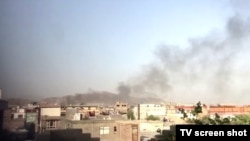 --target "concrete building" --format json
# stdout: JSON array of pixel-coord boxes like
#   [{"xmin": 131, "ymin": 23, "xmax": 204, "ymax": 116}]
[
  {"xmin": 139, "ymin": 121, "xmax": 166, "ymax": 141},
  {"xmin": 64, "ymin": 105, "xmax": 100, "ymax": 118},
  {"xmin": 0, "ymin": 97, "xmax": 8, "ymax": 131},
  {"xmin": 115, "ymin": 101, "xmax": 128, "ymax": 114},
  {"xmin": 39, "ymin": 106, "xmax": 61, "ymax": 133},
  {"xmin": 65, "ymin": 108, "xmax": 83, "ymax": 121},
  {"xmin": 208, "ymin": 104, "xmax": 250, "ymax": 118},
  {"xmin": 166, "ymin": 104, "xmax": 176, "ymax": 115},
  {"xmin": 25, "ymin": 108, "xmax": 39, "ymax": 133},
  {"xmin": 3, "ymin": 109, "xmax": 25, "ymax": 131},
  {"xmin": 40, "ymin": 106, "xmax": 61, "ymax": 117},
  {"xmin": 100, "ymin": 106, "xmax": 116, "ymax": 115},
  {"xmin": 133, "ymin": 104, "xmax": 166, "ymax": 120},
  {"xmin": 10, "ymin": 106, "xmax": 26, "ymax": 120},
  {"xmin": 60, "ymin": 119, "xmax": 140, "ymax": 141},
  {"xmin": 35, "ymin": 129, "xmax": 100, "ymax": 141}
]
